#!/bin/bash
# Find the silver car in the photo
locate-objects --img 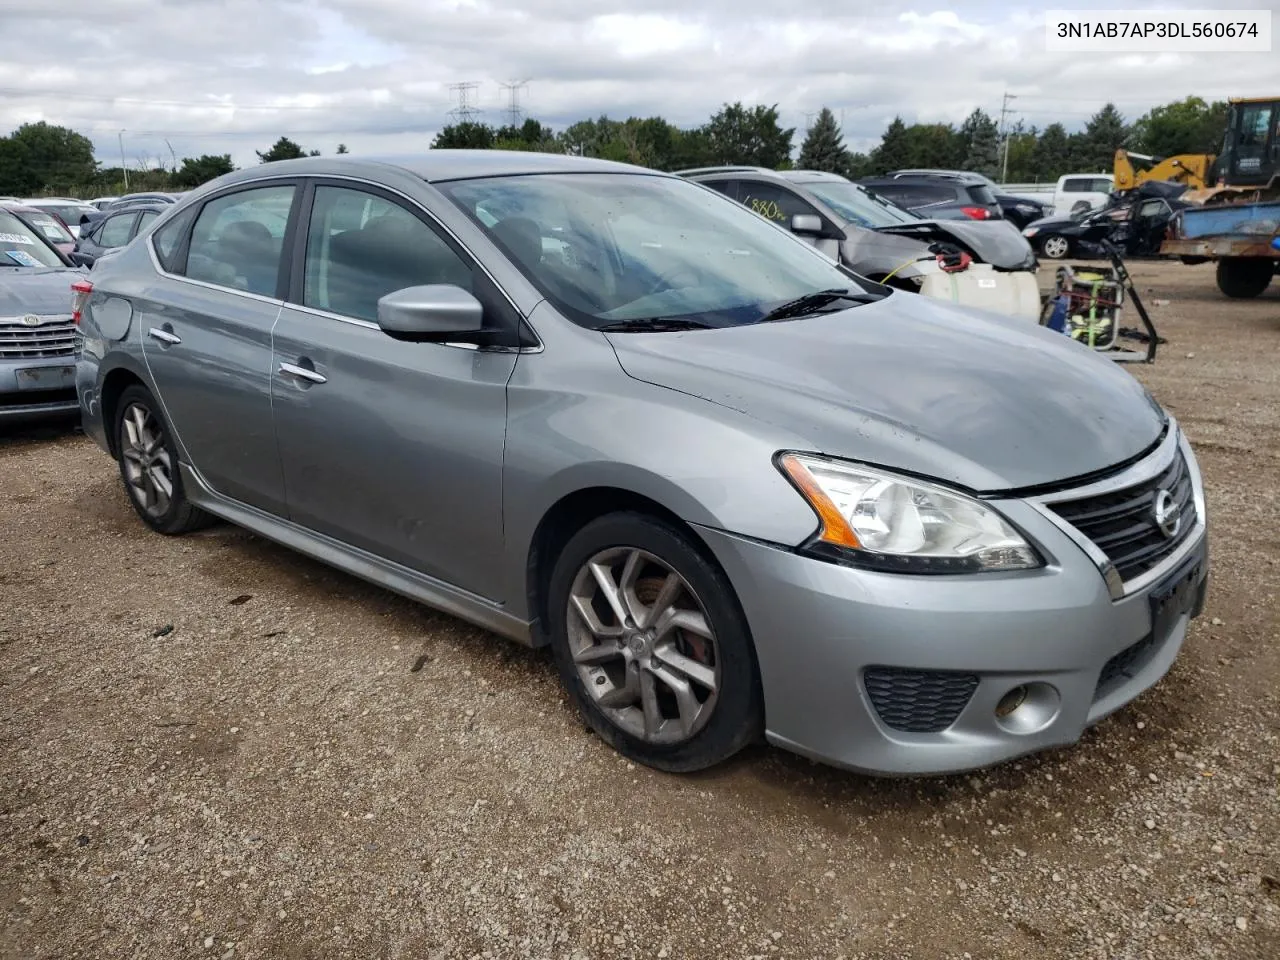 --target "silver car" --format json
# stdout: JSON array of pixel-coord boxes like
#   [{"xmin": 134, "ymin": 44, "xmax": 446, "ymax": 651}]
[{"xmin": 75, "ymin": 153, "xmax": 1209, "ymax": 776}]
